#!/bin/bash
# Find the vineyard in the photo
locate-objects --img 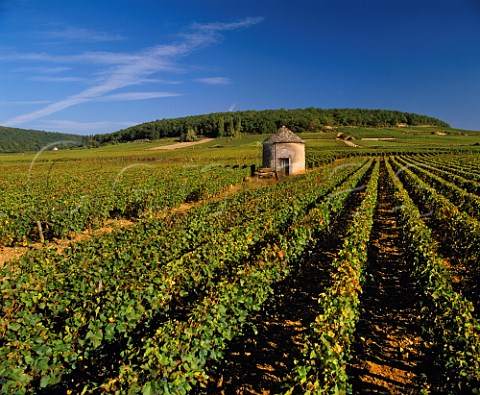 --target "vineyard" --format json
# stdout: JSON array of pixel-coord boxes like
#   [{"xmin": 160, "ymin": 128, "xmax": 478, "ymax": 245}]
[{"xmin": 1, "ymin": 137, "xmax": 480, "ymax": 394}]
